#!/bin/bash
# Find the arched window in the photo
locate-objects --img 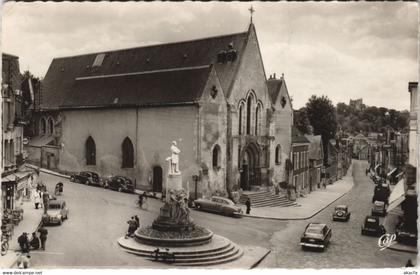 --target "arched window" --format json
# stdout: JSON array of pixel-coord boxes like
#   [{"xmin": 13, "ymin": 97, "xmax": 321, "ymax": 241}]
[
  {"xmin": 122, "ymin": 137, "xmax": 134, "ymax": 168},
  {"xmin": 40, "ymin": 117, "xmax": 47, "ymax": 135},
  {"xmin": 275, "ymin": 145, "xmax": 282, "ymax": 164},
  {"xmin": 85, "ymin": 136, "xmax": 96, "ymax": 165},
  {"xmin": 48, "ymin": 117, "xmax": 54, "ymax": 135},
  {"xmin": 238, "ymin": 102, "xmax": 244, "ymax": 135},
  {"xmin": 212, "ymin": 145, "xmax": 221, "ymax": 169},
  {"xmin": 255, "ymin": 103, "xmax": 262, "ymax": 135},
  {"xmin": 246, "ymin": 94, "xmax": 253, "ymax": 135}
]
